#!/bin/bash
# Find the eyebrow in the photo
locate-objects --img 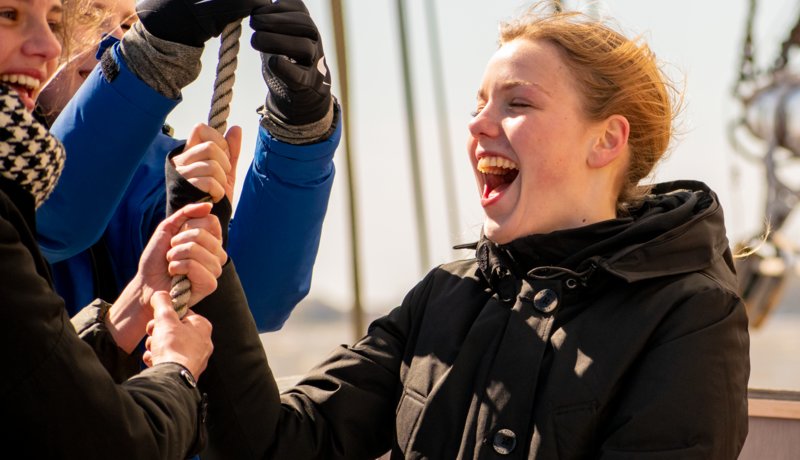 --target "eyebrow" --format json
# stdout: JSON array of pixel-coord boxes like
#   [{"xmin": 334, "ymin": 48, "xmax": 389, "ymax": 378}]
[
  {"xmin": 500, "ymin": 79, "xmax": 551, "ymax": 97},
  {"xmin": 477, "ymin": 79, "xmax": 552, "ymax": 100},
  {"xmin": 12, "ymin": 0, "xmax": 62, "ymax": 8}
]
